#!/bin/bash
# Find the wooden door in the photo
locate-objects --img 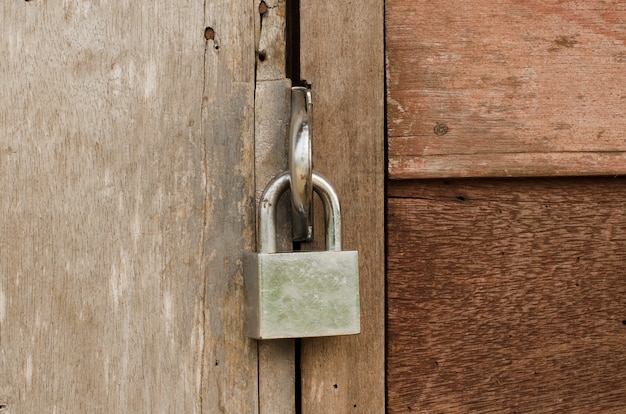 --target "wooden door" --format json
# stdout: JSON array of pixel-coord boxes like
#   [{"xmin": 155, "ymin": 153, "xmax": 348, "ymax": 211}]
[
  {"xmin": 255, "ymin": 1, "xmax": 386, "ymax": 412},
  {"xmin": 297, "ymin": 1, "xmax": 385, "ymax": 413},
  {"xmin": 1, "ymin": 1, "xmax": 386, "ymax": 413},
  {"xmin": 1, "ymin": 2, "xmax": 256, "ymax": 412},
  {"xmin": 387, "ymin": 1, "xmax": 626, "ymax": 413}
]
